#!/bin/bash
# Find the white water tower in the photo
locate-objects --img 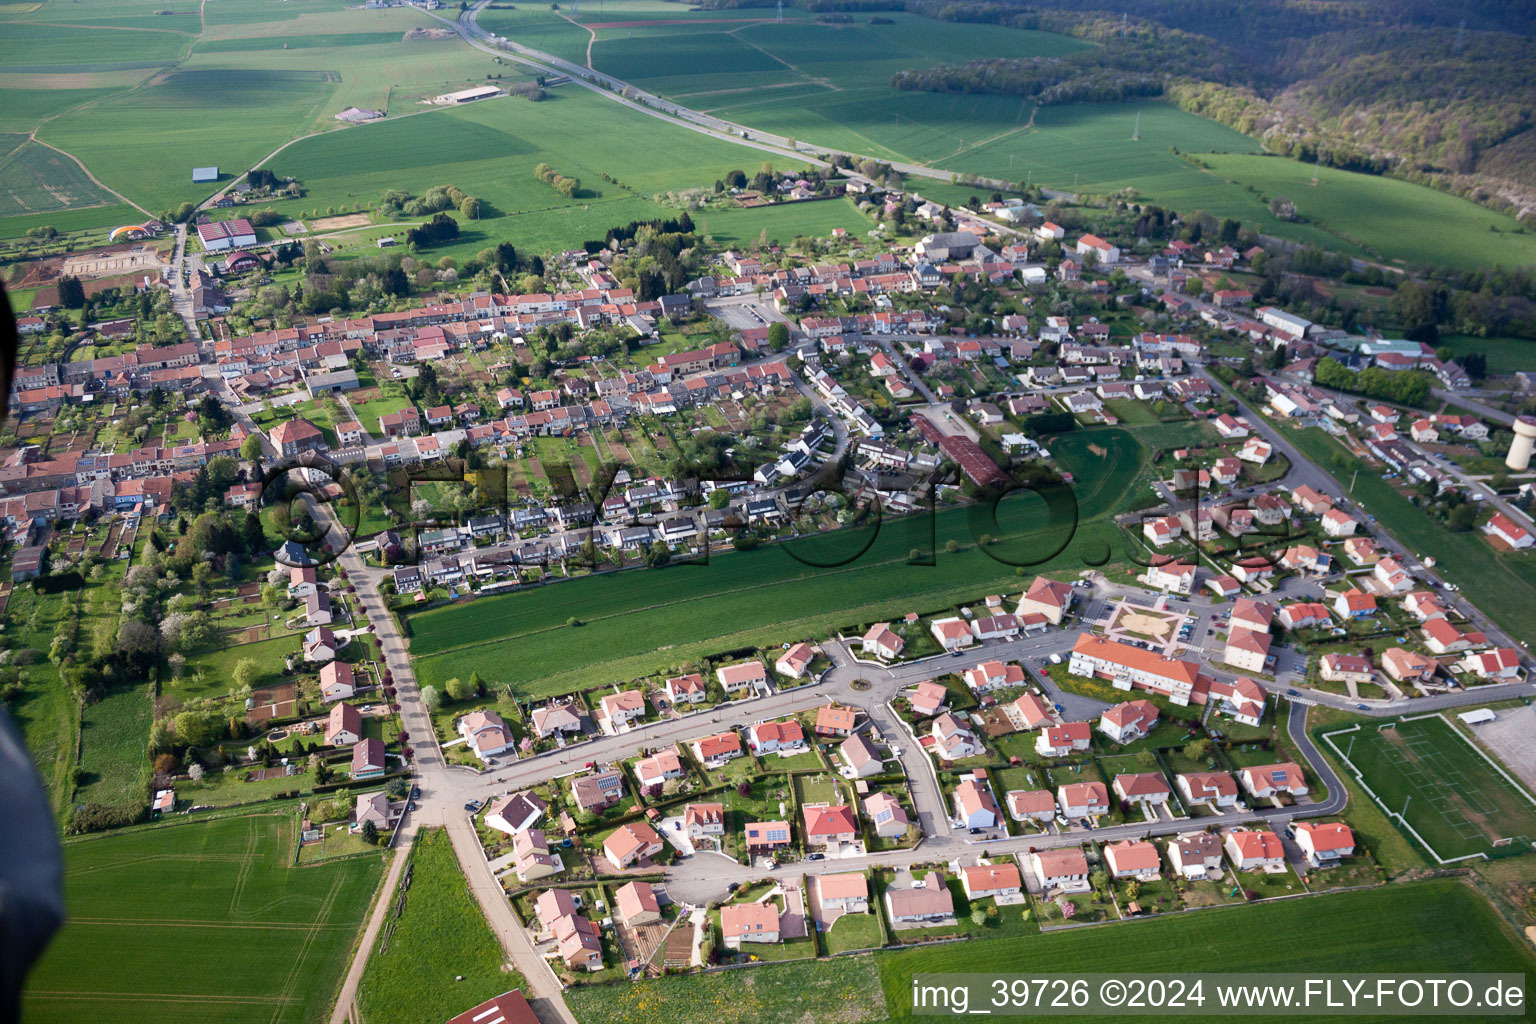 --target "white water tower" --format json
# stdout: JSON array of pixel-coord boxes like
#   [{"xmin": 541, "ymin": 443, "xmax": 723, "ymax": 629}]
[{"xmin": 1507, "ymin": 415, "xmax": 1536, "ymax": 471}]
